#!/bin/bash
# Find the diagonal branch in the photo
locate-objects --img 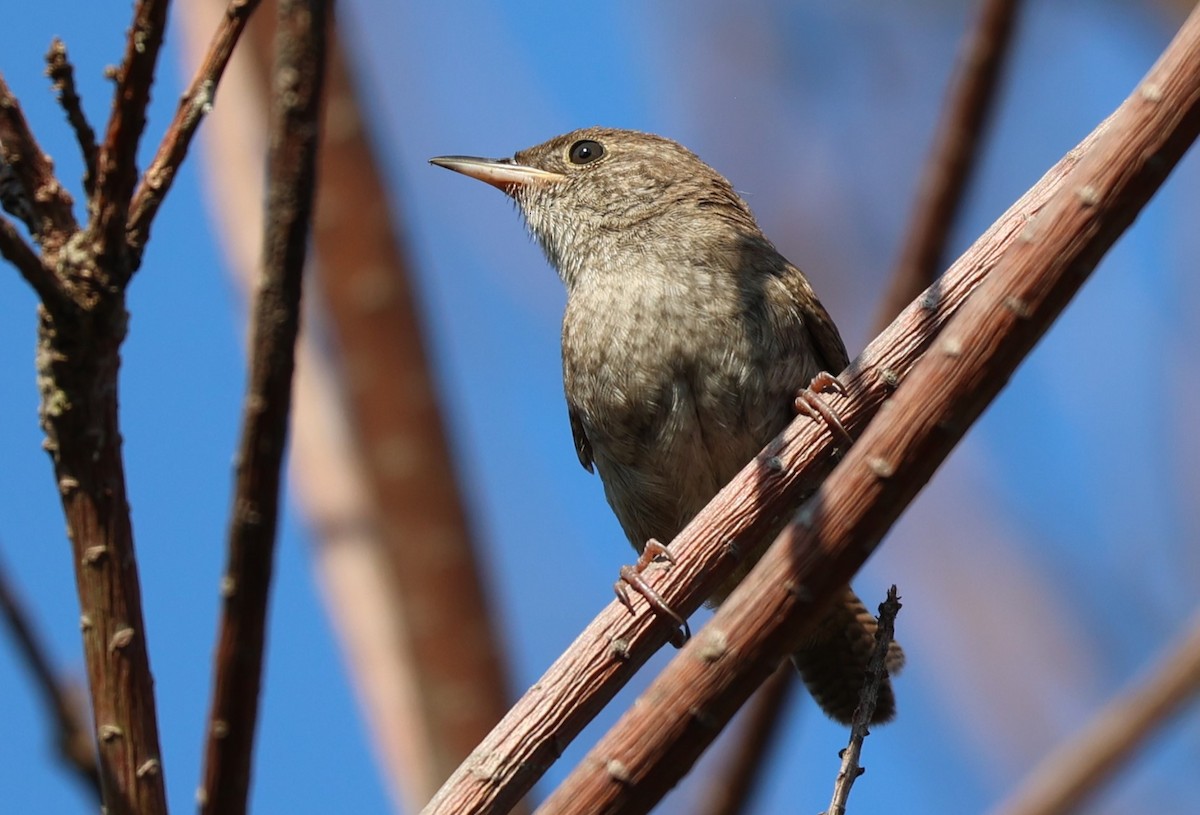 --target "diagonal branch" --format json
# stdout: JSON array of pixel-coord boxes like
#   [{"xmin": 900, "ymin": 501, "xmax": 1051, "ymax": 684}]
[
  {"xmin": 45, "ymin": 39, "xmax": 99, "ymax": 198},
  {"xmin": 0, "ymin": 73, "xmax": 78, "ymax": 247},
  {"xmin": 198, "ymin": 2, "xmax": 329, "ymax": 814},
  {"xmin": 0, "ymin": 547, "xmax": 100, "ymax": 799},
  {"xmin": 89, "ymin": 0, "xmax": 169, "ymax": 271},
  {"xmin": 126, "ymin": 0, "xmax": 264, "ymax": 261},
  {"xmin": 989, "ymin": 609, "xmax": 1200, "ymax": 815},
  {"xmin": 533, "ymin": 6, "xmax": 1200, "ymax": 808},
  {"xmin": 422, "ymin": 3, "xmax": 1200, "ymax": 810},
  {"xmin": 875, "ymin": 0, "xmax": 1023, "ymax": 328}
]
